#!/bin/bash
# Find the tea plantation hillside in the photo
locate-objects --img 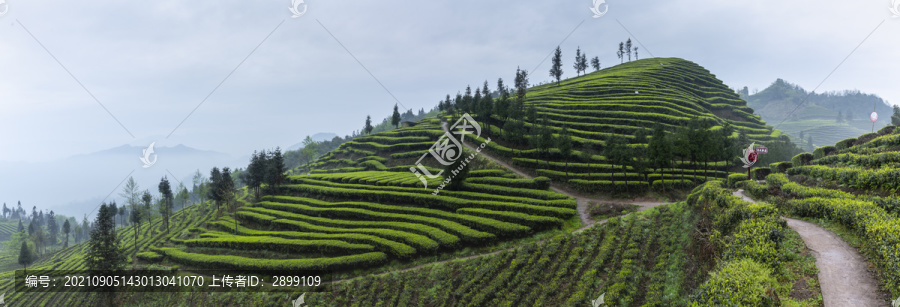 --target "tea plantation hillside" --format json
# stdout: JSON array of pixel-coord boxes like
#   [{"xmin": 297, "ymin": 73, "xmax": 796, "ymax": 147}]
[
  {"xmin": 463, "ymin": 57, "xmax": 794, "ymax": 194},
  {"xmin": 740, "ymin": 124, "xmax": 900, "ymax": 298},
  {"xmin": 0, "ymin": 193, "xmax": 221, "ymax": 306},
  {"xmin": 144, "ymin": 117, "xmax": 578, "ymax": 277}
]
